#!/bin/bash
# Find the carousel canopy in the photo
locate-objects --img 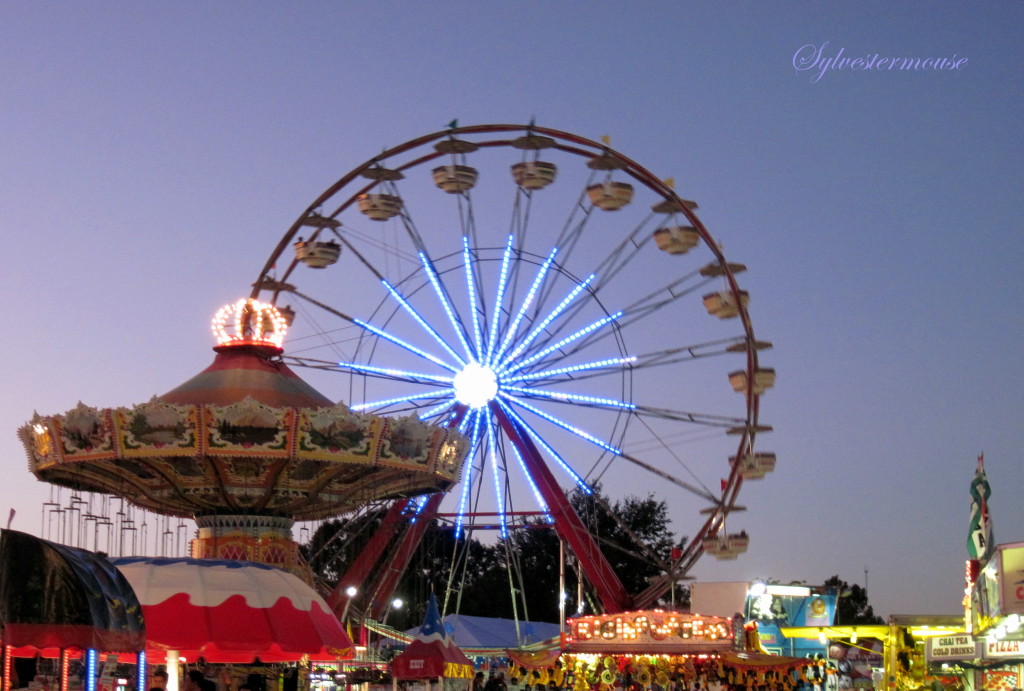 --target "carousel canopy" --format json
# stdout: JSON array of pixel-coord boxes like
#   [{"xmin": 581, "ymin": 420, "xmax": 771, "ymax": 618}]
[
  {"xmin": 19, "ymin": 300, "xmax": 469, "ymax": 523},
  {"xmin": 112, "ymin": 556, "xmax": 353, "ymax": 663},
  {"xmin": 391, "ymin": 594, "xmax": 474, "ymax": 680},
  {"xmin": 0, "ymin": 529, "xmax": 145, "ymax": 653},
  {"xmin": 159, "ymin": 343, "xmax": 334, "ymax": 409},
  {"xmin": 19, "ymin": 348, "xmax": 469, "ymax": 522}
]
